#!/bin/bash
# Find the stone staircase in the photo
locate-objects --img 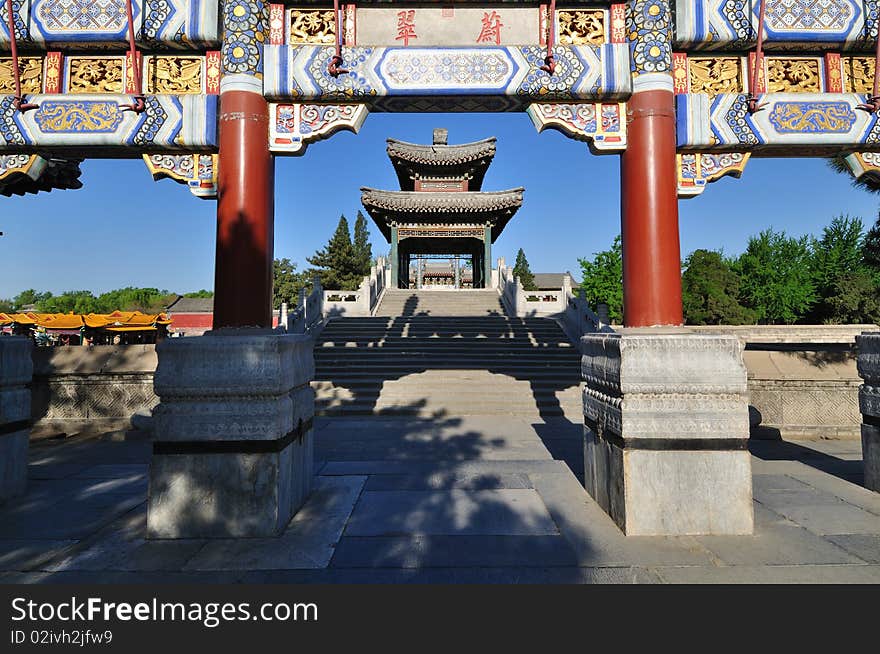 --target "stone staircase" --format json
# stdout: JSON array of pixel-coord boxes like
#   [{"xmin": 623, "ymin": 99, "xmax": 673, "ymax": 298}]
[{"xmin": 313, "ymin": 290, "xmax": 583, "ymax": 419}]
